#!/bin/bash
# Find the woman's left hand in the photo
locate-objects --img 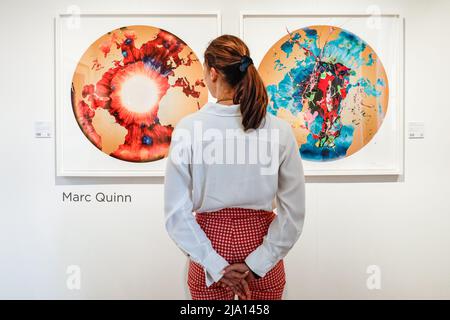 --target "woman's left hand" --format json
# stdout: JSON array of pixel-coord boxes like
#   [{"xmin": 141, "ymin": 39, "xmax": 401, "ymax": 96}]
[{"xmin": 223, "ymin": 263, "xmax": 256, "ymax": 282}]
